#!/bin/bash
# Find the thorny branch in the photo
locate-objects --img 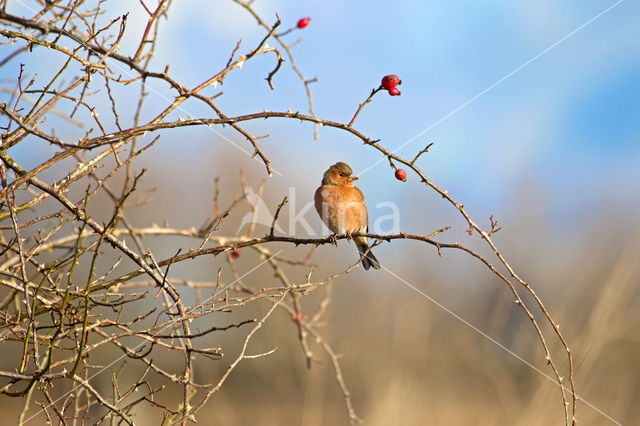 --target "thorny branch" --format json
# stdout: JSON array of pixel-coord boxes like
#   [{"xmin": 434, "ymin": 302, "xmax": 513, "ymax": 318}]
[{"xmin": 0, "ymin": 1, "xmax": 576, "ymax": 425}]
